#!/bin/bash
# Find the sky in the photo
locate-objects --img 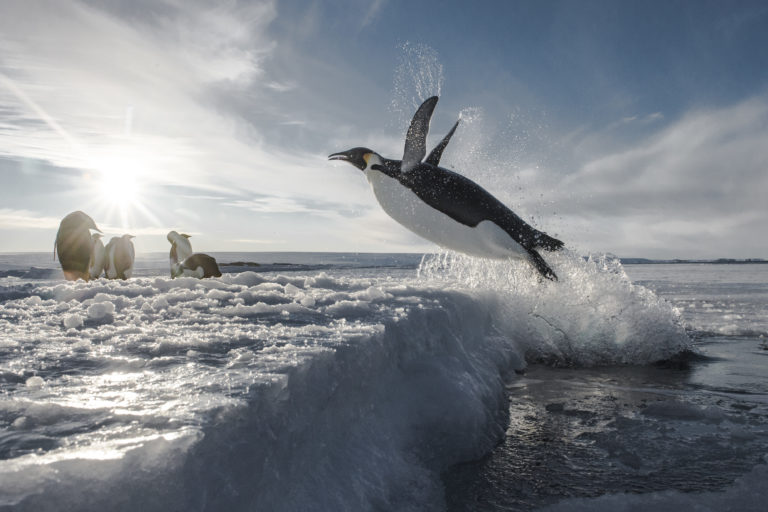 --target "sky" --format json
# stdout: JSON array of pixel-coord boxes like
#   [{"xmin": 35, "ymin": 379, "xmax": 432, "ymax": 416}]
[{"xmin": 1, "ymin": 0, "xmax": 767, "ymax": 258}]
